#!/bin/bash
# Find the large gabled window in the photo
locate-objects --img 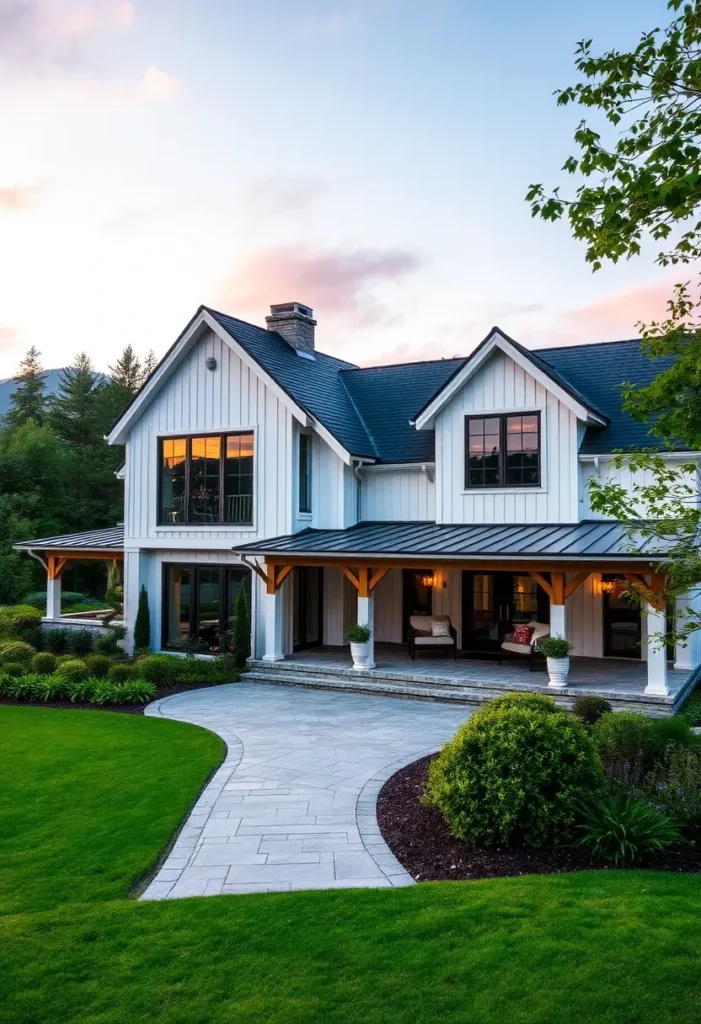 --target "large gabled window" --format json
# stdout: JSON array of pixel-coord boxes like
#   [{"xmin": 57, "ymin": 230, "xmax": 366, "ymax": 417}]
[
  {"xmin": 465, "ymin": 413, "xmax": 541, "ymax": 488},
  {"xmin": 159, "ymin": 432, "xmax": 254, "ymax": 525}
]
